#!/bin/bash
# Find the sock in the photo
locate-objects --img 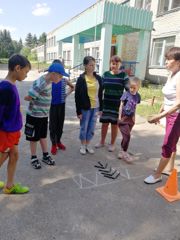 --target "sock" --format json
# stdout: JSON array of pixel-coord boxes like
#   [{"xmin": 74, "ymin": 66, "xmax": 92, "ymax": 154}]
[
  {"xmin": 43, "ymin": 152, "xmax": 49, "ymax": 158},
  {"xmin": 31, "ymin": 155, "xmax": 37, "ymax": 160}
]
